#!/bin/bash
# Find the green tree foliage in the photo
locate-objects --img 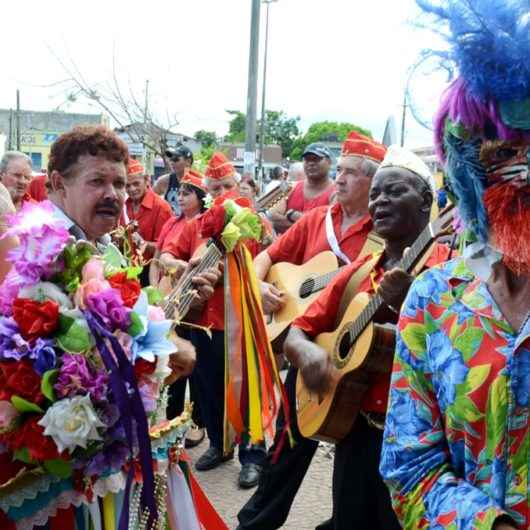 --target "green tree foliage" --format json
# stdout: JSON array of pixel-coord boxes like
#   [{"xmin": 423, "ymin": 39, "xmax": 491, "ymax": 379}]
[
  {"xmin": 224, "ymin": 110, "xmax": 301, "ymax": 158},
  {"xmin": 194, "ymin": 130, "xmax": 218, "ymax": 148},
  {"xmin": 290, "ymin": 121, "xmax": 372, "ymax": 160}
]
